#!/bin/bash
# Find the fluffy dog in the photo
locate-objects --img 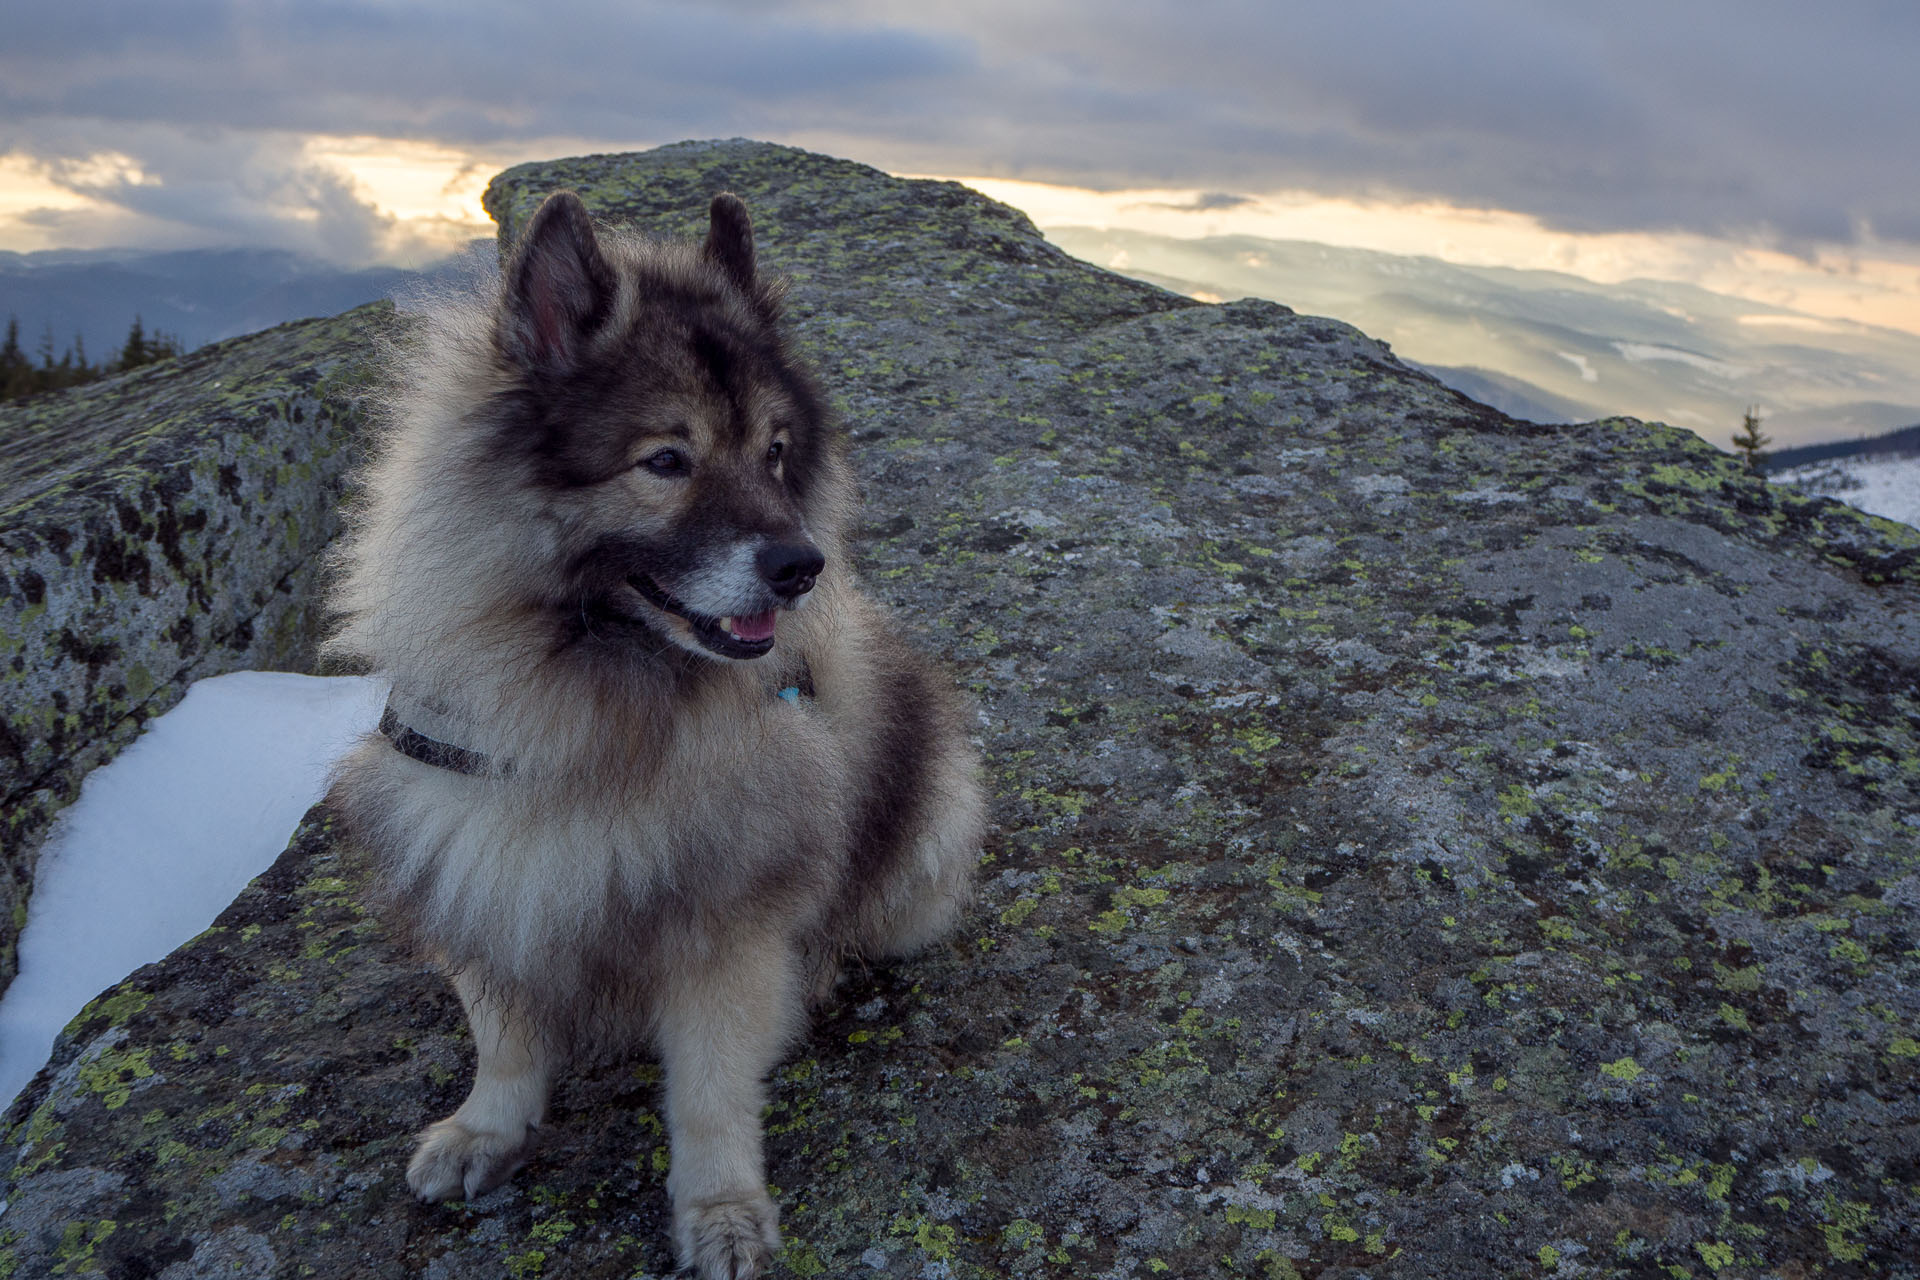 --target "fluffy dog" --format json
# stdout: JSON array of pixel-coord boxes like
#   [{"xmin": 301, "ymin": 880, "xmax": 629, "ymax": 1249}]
[{"xmin": 326, "ymin": 189, "xmax": 983, "ymax": 1279}]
